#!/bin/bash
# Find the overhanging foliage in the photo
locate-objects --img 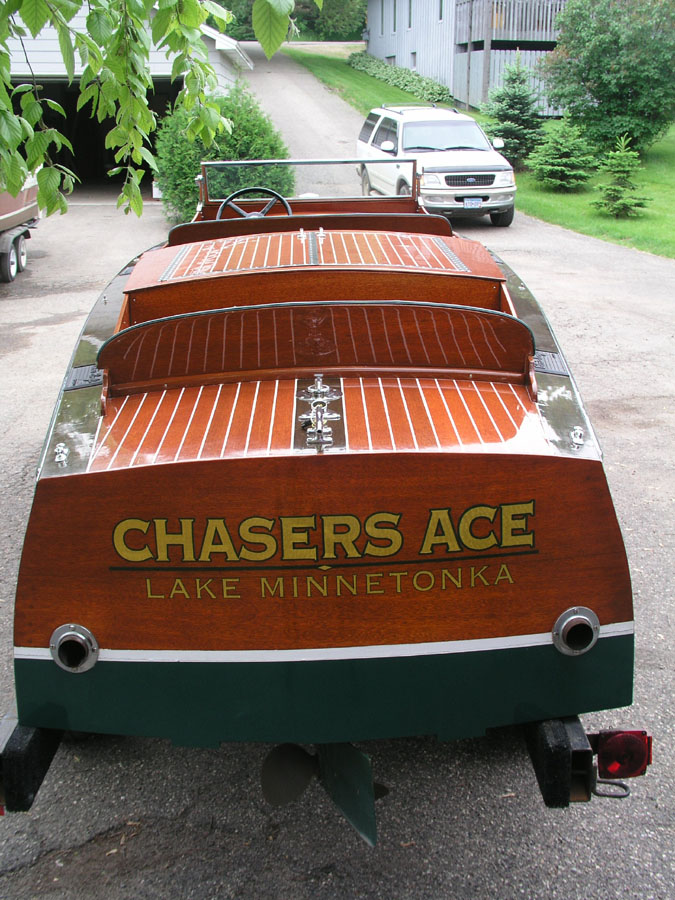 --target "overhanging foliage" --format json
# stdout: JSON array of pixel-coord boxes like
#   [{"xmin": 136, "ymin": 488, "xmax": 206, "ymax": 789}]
[{"xmin": 0, "ymin": 0, "xmax": 320, "ymax": 215}]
